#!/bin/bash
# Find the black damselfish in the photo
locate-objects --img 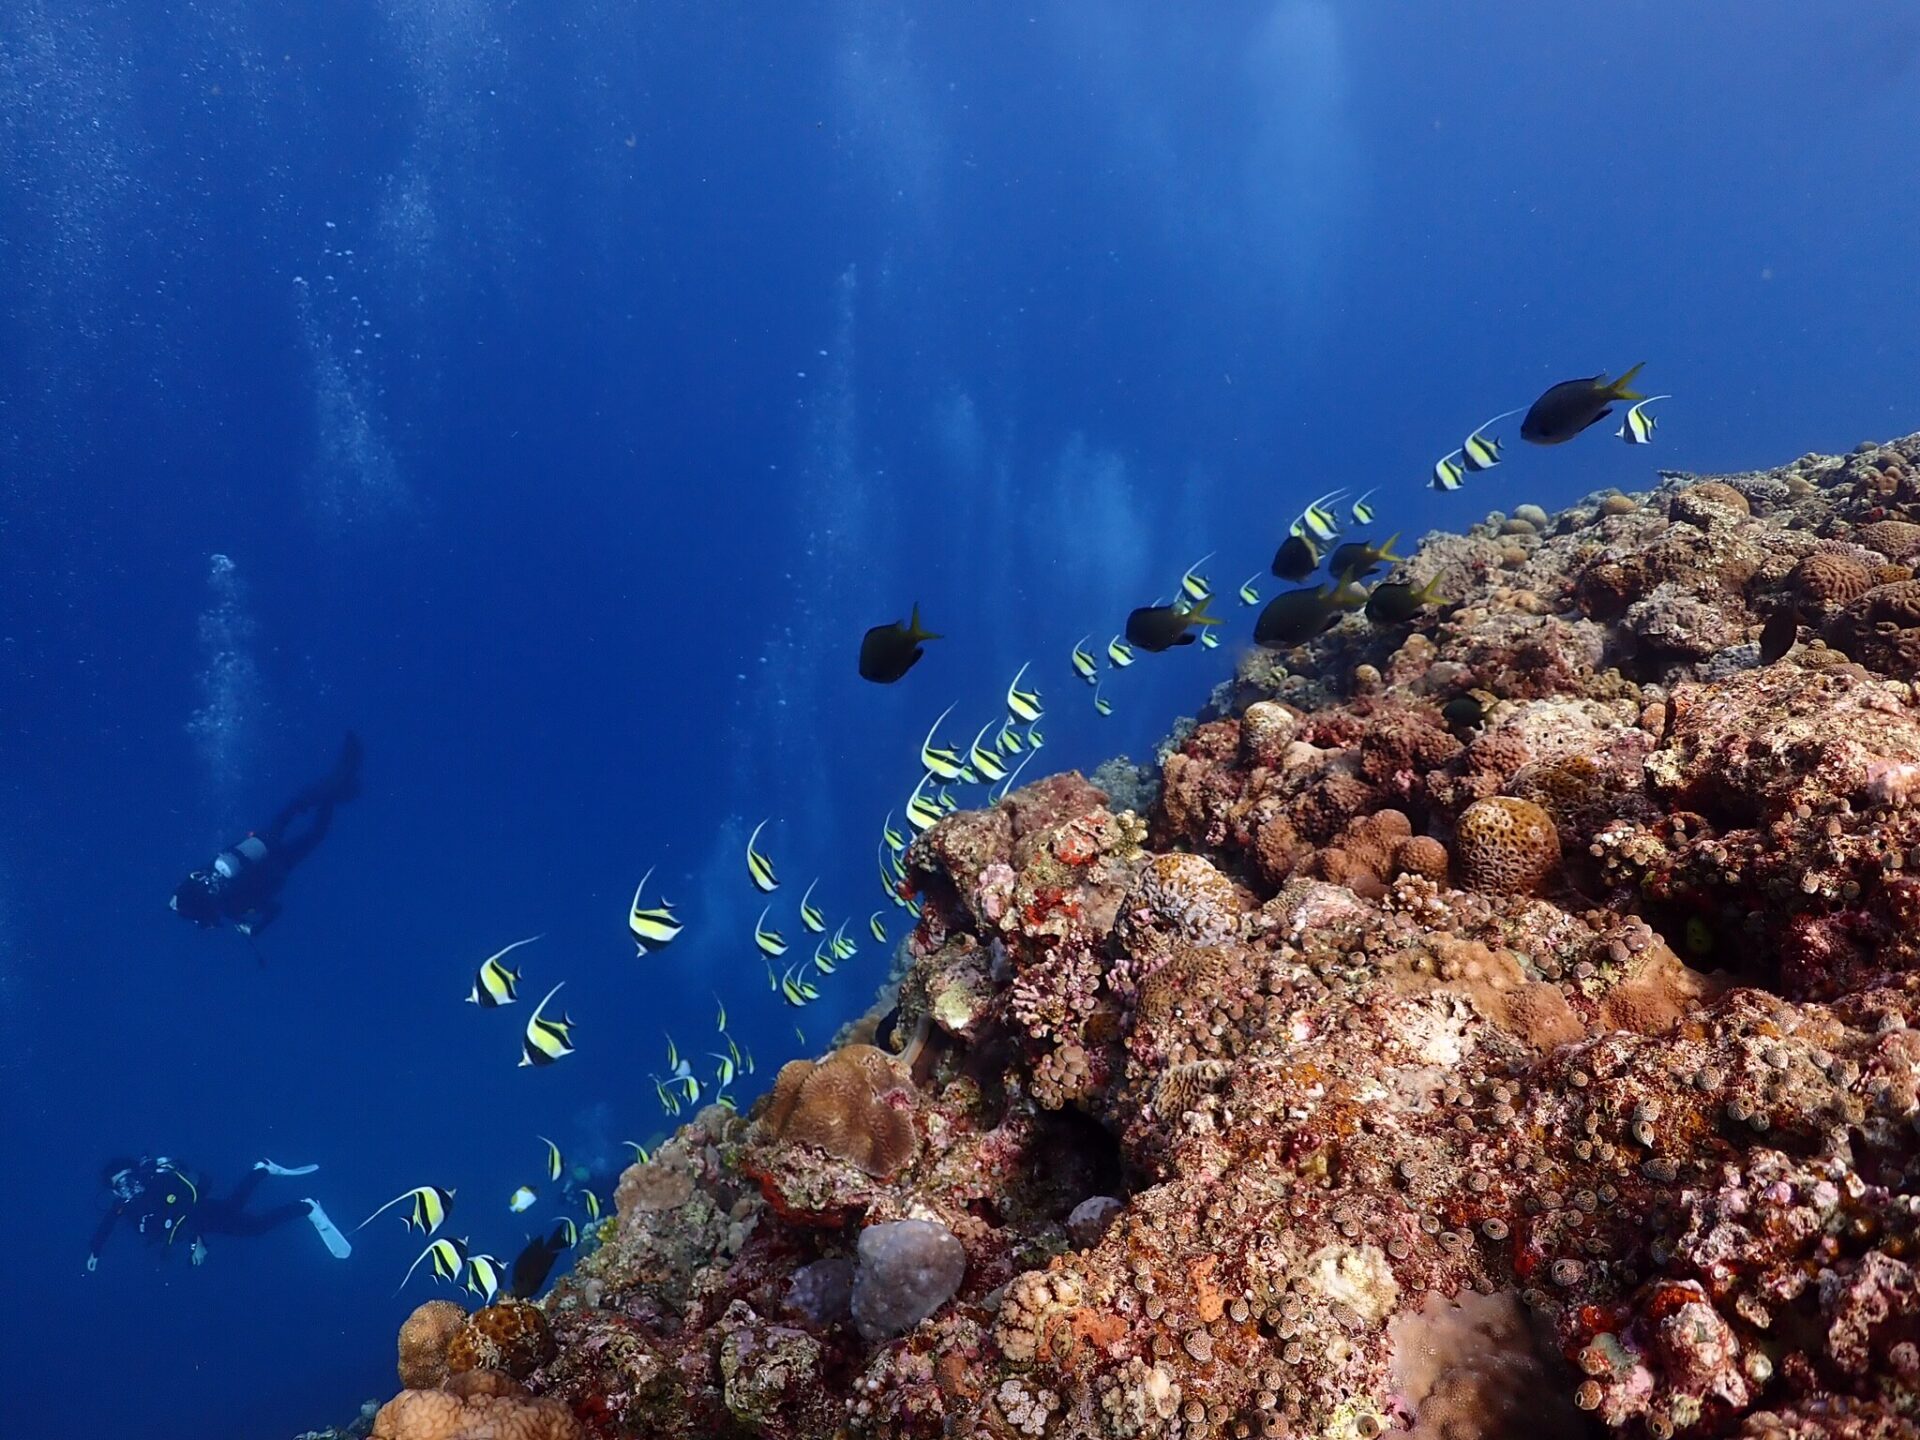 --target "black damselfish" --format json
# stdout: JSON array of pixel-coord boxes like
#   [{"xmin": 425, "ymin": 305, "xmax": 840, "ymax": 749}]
[
  {"xmin": 1521, "ymin": 364, "xmax": 1647, "ymax": 445},
  {"xmin": 1125, "ymin": 594, "xmax": 1220, "ymax": 652},
  {"xmin": 859, "ymin": 604, "xmax": 942, "ymax": 683}
]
